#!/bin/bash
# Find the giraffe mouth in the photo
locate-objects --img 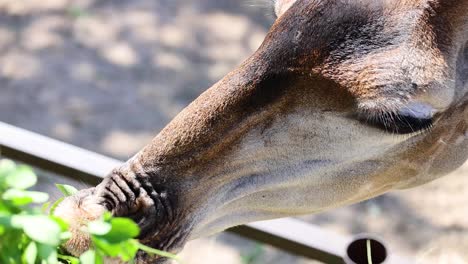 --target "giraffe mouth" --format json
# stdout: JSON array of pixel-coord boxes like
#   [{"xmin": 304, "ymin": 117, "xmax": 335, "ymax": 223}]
[
  {"xmin": 54, "ymin": 179, "xmax": 191, "ymax": 263},
  {"xmin": 93, "ymin": 170, "xmax": 192, "ymax": 254}
]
